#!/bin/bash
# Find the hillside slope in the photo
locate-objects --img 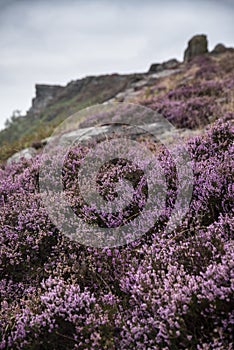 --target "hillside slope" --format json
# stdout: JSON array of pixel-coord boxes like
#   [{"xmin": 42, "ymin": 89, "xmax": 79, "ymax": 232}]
[
  {"xmin": 0, "ymin": 73, "xmax": 147, "ymax": 160},
  {"xmin": 0, "ymin": 36, "xmax": 234, "ymax": 350},
  {"xmin": 1, "ymin": 42, "xmax": 234, "ymax": 163}
]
